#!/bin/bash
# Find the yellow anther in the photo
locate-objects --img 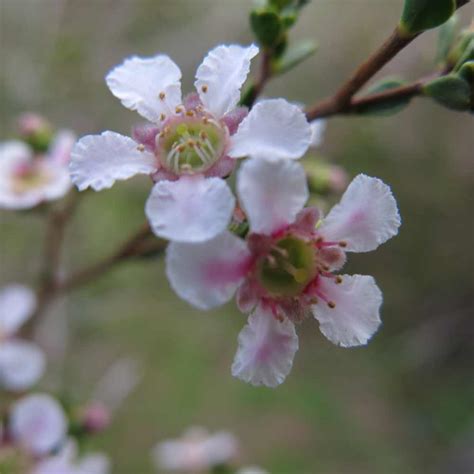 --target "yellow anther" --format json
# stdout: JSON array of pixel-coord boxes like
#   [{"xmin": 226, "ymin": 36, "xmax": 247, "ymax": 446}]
[
  {"xmin": 339, "ymin": 241, "xmax": 347, "ymax": 248},
  {"xmin": 202, "ymin": 117, "xmax": 209, "ymax": 125},
  {"xmin": 186, "ymin": 110, "xmax": 195, "ymax": 117},
  {"xmin": 159, "ymin": 113, "xmax": 166, "ymax": 121},
  {"xmin": 199, "ymin": 131, "xmax": 208, "ymax": 140},
  {"xmin": 201, "ymin": 85, "xmax": 208, "ymax": 93},
  {"xmin": 335, "ymin": 276, "xmax": 343, "ymax": 284},
  {"xmin": 136, "ymin": 144, "xmax": 145, "ymax": 152},
  {"xmin": 177, "ymin": 145, "xmax": 186, "ymax": 153},
  {"xmin": 175, "ymin": 106, "xmax": 183, "ymax": 114},
  {"xmin": 187, "ymin": 140, "xmax": 196, "ymax": 147},
  {"xmin": 159, "ymin": 92, "xmax": 166, "ymax": 100},
  {"xmin": 327, "ymin": 301, "xmax": 336, "ymax": 309}
]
